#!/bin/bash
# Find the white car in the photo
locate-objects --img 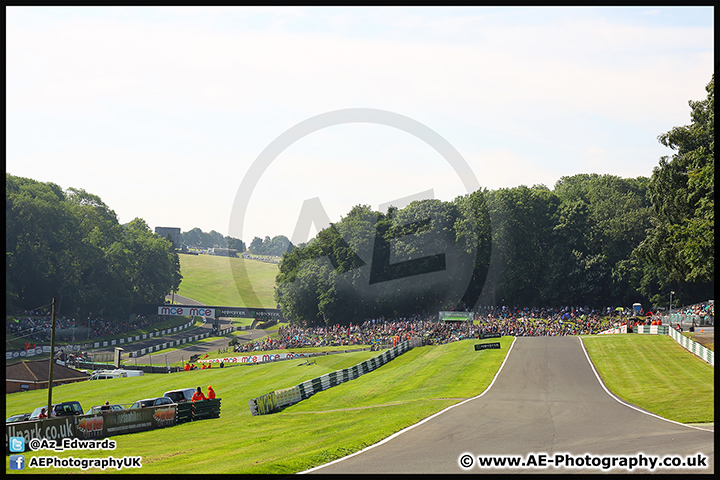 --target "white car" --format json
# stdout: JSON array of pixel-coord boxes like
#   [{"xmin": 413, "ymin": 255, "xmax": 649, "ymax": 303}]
[
  {"xmin": 163, "ymin": 388, "xmax": 196, "ymax": 403},
  {"xmin": 87, "ymin": 404, "xmax": 126, "ymax": 415},
  {"xmin": 129, "ymin": 397, "xmax": 174, "ymax": 409}
]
